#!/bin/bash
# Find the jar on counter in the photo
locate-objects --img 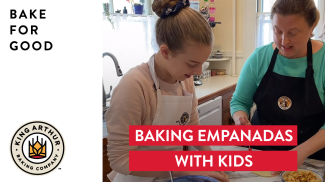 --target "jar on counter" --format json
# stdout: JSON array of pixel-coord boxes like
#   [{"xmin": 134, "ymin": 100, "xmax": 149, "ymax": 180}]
[{"xmin": 211, "ymin": 69, "xmax": 226, "ymax": 76}]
